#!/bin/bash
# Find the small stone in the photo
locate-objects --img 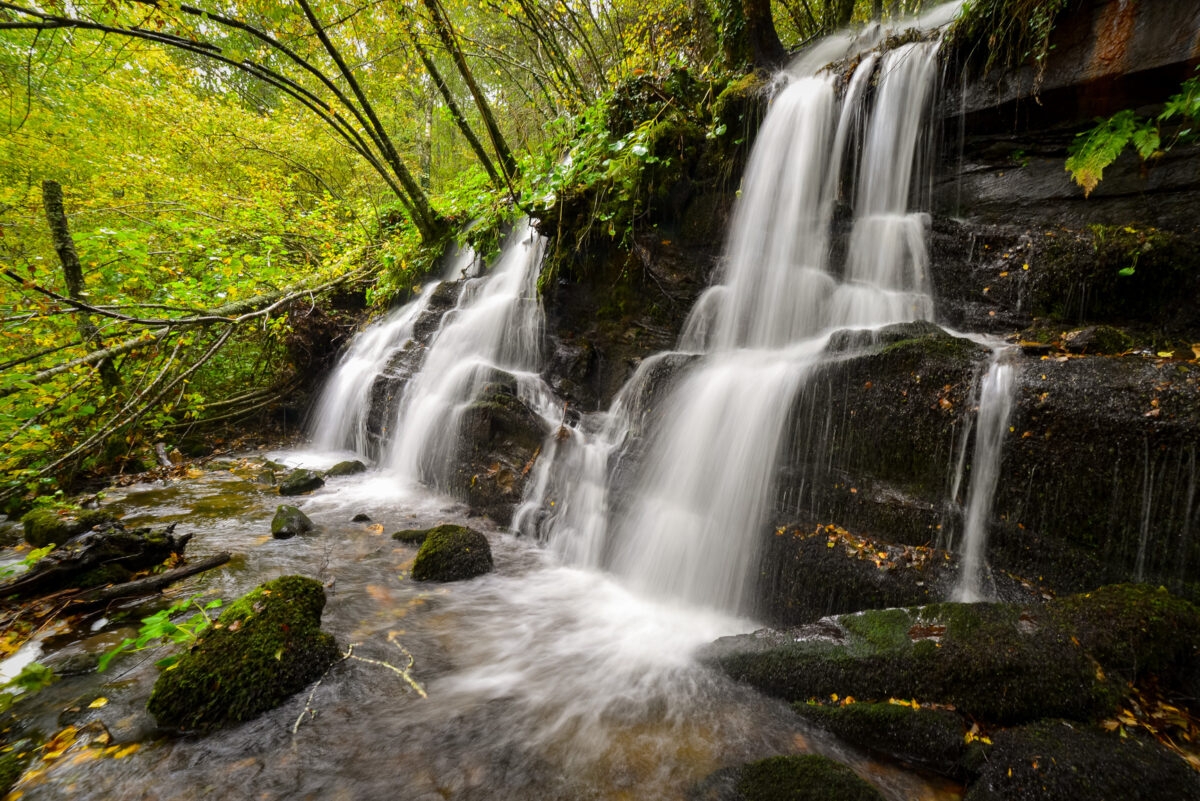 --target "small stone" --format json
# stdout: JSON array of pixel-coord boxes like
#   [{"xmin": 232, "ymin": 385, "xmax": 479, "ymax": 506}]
[
  {"xmin": 324, "ymin": 460, "xmax": 367, "ymax": 478},
  {"xmin": 279, "ymin": 469, "xmax": 324, "ymax": 497},
  {"xmin": 351, "ymin": 513, "xmax": 371, "ymax": 523},
  {"xmin": 271, "ymin": 505, "xmax": 315, "ymax": 539}
]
